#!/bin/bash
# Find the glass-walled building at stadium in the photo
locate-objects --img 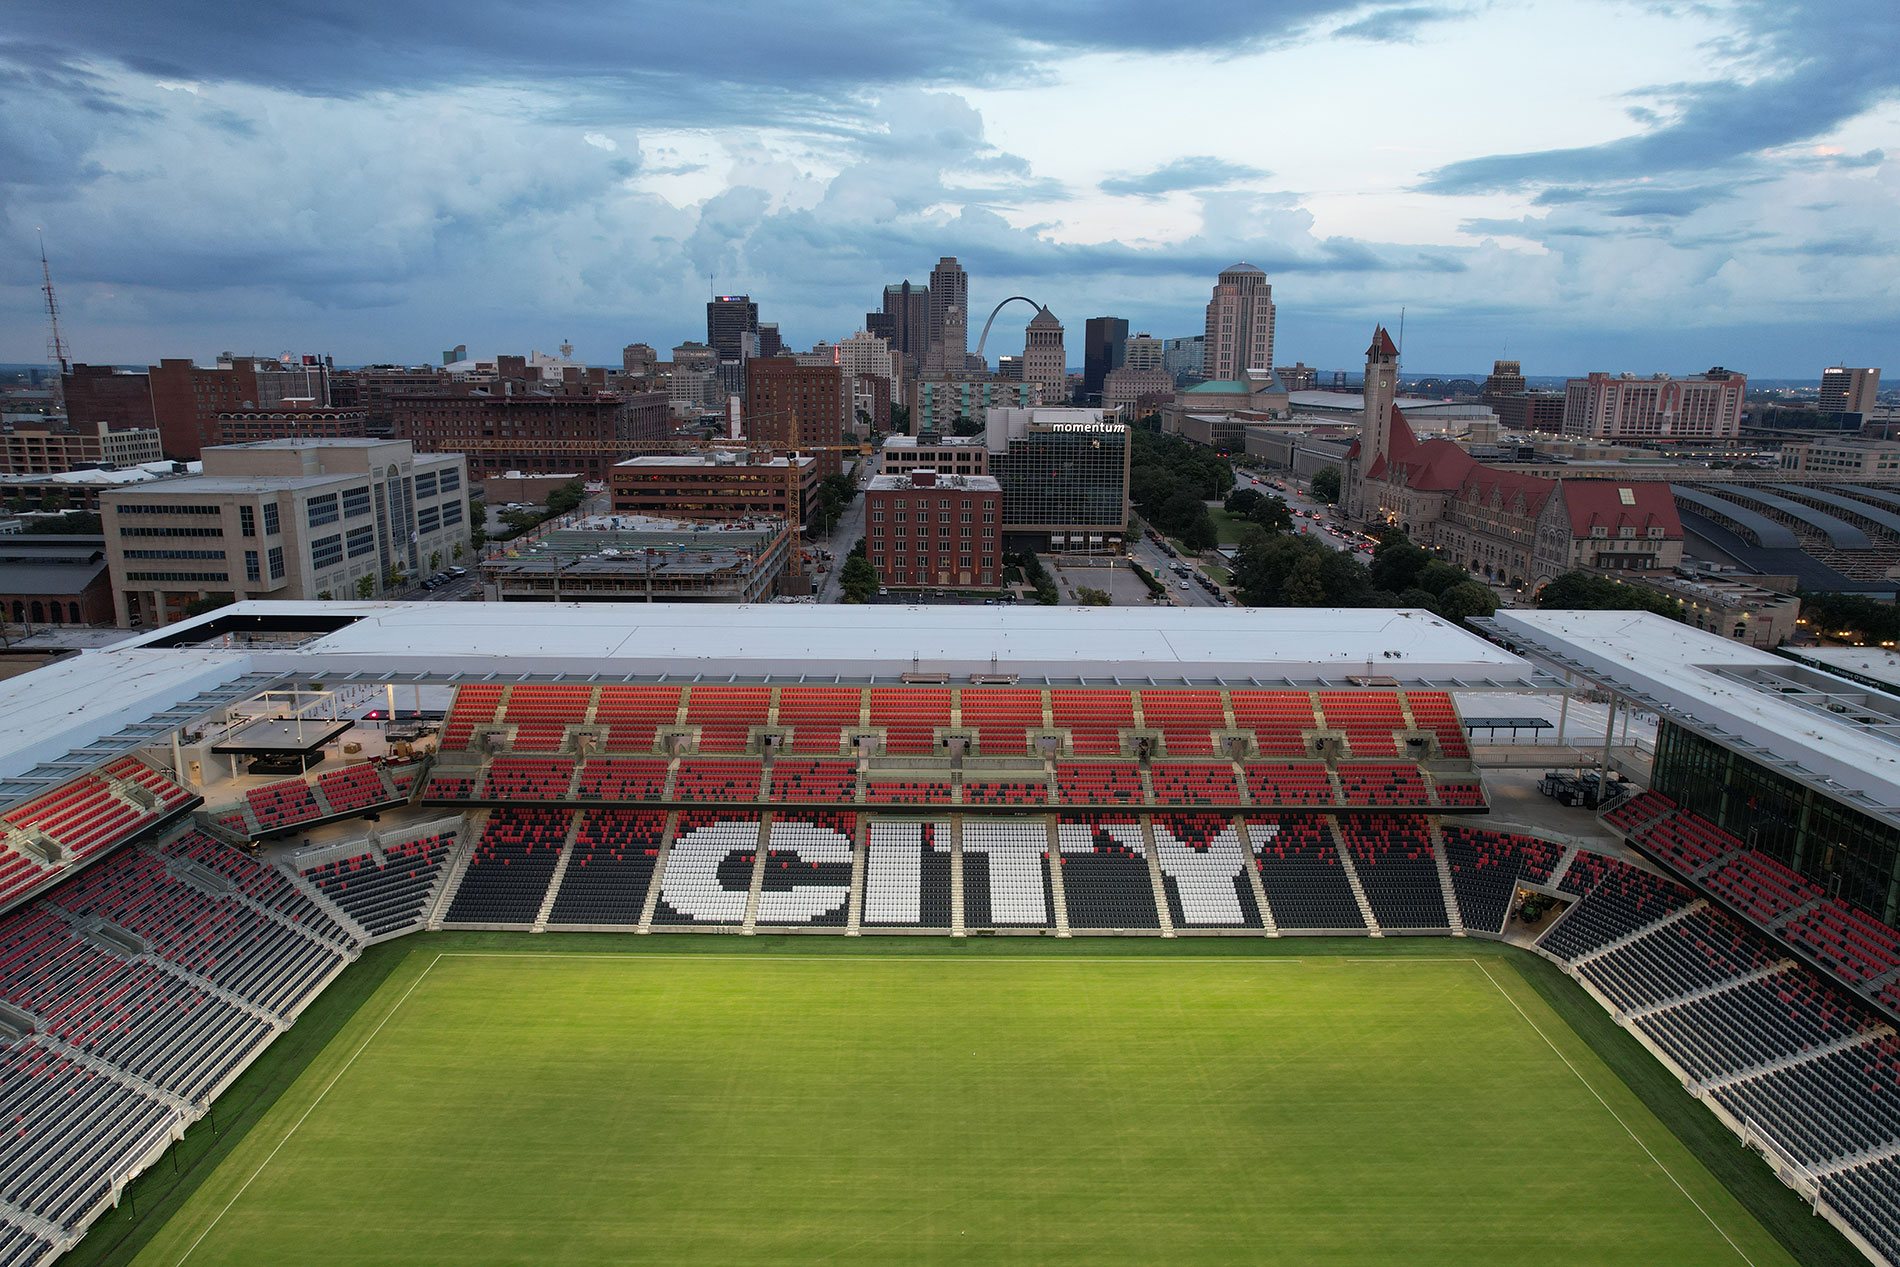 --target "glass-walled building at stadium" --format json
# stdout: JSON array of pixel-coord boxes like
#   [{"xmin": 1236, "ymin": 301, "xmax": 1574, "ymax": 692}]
[
  {"xmin": 1487, "ymin": 609, "xmax": 1900, "ymax": 928},
  {"xmin": 1649, "ymin": 721, "xmax": 1900, "ymax": 922}
]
